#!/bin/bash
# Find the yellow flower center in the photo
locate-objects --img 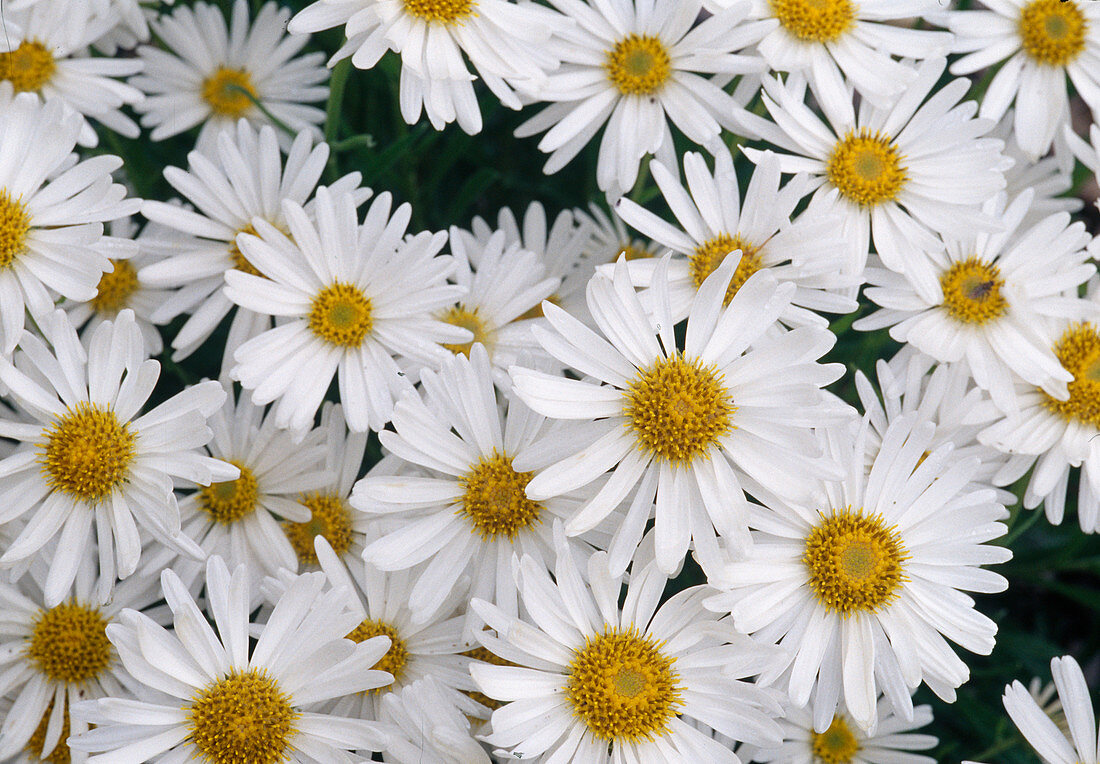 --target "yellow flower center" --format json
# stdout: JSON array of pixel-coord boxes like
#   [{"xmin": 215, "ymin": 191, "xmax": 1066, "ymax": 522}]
[
  {"xmin": 939, "ymin": 257, "xmax": 1007, "ymax": 325},
  {"xmin": 566, "ymin": 627, "xmax": 682, "ymax": 743},
  {"xmin": 689, "ymin": 234, "xmax": 764, "ymax": 305},
  {"xmin": 517, "ymin": 294, "xmax": 561, "ymax": 322},
  {"xmin": 201, "ymin": 67, "xmax": 258, "ymax": 118},
  {"xmin": 90, "ymin": 259, "xmax": 139, "ymax": 315},
  {"xmin": 1042, "ymin": 323, "xmax": 1100, "ymax": 429},
  {"xmin": 624, "ymin": 355, "xmax": 734, "ymax": 465},
  {"xmin": 27, "ymin": 602, "xmax": 112, "ymax": 684},
  {"xmin": 811, "ymin": 715, "xmax": 861, "ymax": 763},
  {"xmin": 283, "ymin": 491, "xmax": 354, "ymax": 565},
  {"xmin": 770, "ymin": 0, "xmax": 856, "ymax": 42},
  {"xmin": 188, "ymin": 669, "xmax": 298, "ymax": 764},
  {"xmin": 1018, "ymin": 0, "xmax": 1088, "ymax": 67},
  {"xmin": 199, "ymin": 460, "xmax": 259, "ymax": 524},
  {"xmin": 458, "ymin": 451, "xmax": 543, "ymax": 540},
  {"xmin": 40, "ymin": 403, "xmax": 136, "ymax": 503},
  {"xmin": 347, "ymin": 619, "xmax": 408, "ymax": 689},
  {"xmin": 0, "ymin": 188, "xmax": 31, "ymax": 269},
  {"xmin": 27, "ymin": 700, "xmax": 72, "ymax": 764},
  {"xmin": 441, "ymin": 304, "xmax": 493, "ymax": 358},
  {"xmin": 804, "ymin": 508, "xmax": 908, "ymax": 615},
  {"xmin": 228, "ymin": 223, "xmax": 267, "ymax": 277},
  {"xmin": 1, "ymin": 40, "xmax": 57, "ymax": 92},
  {"xmin": 826, "ymin": 128, "xmax": 908, "ymax": 207},
  {"xmin": 402, "ymin": 0, "xmax": 476, "ymax": 23},
  {"xmin": 619, "ymin": 243, "xmax": 654, "ymax": 261},
  {"xmin": 308, "ymin": 282, "xmax": 374, "ymax": 347},
  {"xmin": 606, "ymin": 35, "xmax": 672, "ymax": 96}
]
